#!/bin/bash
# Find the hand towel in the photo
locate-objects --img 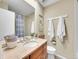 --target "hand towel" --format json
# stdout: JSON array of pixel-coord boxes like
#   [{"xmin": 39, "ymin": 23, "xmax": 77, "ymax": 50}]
[
  {"xmin": 56, "ymin": 17, "xmax": 66, "ymax": 42},
  {"xmin": 48, "ymin": 19, "xmax": 54, "ymax": 41},
  {"xmin": 31, "ymin": 21, "xmax": 35, "ymax": 33}
]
